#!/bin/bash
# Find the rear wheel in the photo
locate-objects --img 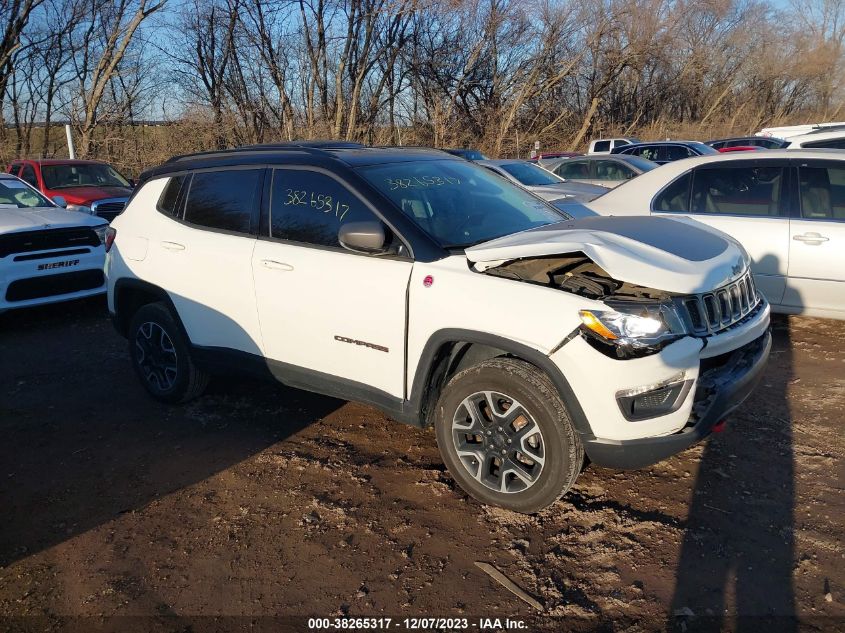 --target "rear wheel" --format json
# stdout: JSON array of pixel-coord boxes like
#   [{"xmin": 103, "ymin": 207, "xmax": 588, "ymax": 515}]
[
  {"xmin": 128, "ymin": 302, "xmax": 209, "ymax": 403},
  {"xmin": 434, "ymin": 357, "xmax": 583, "ymax": 513}
]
